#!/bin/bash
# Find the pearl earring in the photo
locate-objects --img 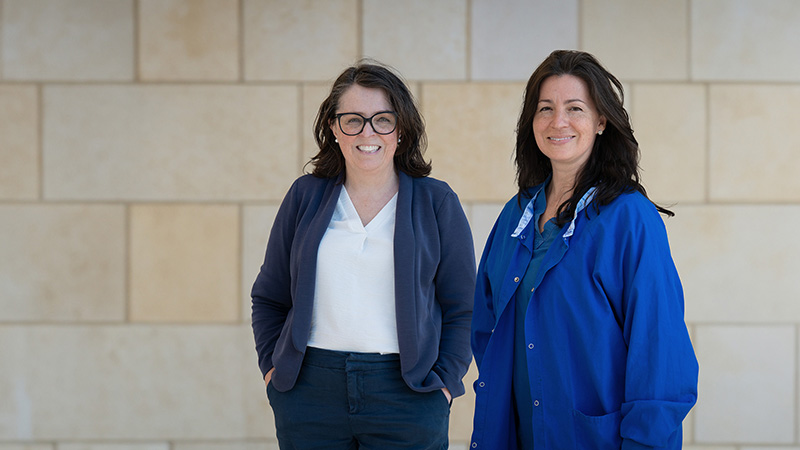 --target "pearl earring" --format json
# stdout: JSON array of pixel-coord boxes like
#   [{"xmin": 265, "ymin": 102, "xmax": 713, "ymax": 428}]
[
  {"xmin": 335, "ymin": 138, "xmax": 338, "ymax": 143},
  {"xmin": 597, "ymin": 130, "xmax": 603, "ymax": 135}
]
